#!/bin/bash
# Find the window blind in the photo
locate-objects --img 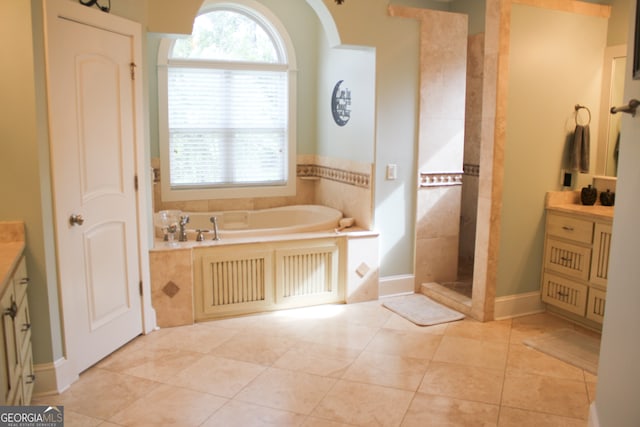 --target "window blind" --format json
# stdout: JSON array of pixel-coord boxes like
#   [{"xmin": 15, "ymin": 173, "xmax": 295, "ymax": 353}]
[{"xmin": 167, "ymin": 66, "xmax": 288, "ymax": 188}]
